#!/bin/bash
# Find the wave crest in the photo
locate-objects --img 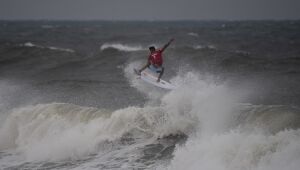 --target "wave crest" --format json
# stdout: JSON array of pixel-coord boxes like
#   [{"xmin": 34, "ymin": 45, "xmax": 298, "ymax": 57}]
[
  {"xmin": 21, "ymin": 42, "xmax": 75, "ymax": 53},
  {"xmin": 100, "ymin": 43, "xmax": 143, "ymax": 52},
  {"xmin": 0, "ymin": 103, "xmax": 182, "ymax": 161}
]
